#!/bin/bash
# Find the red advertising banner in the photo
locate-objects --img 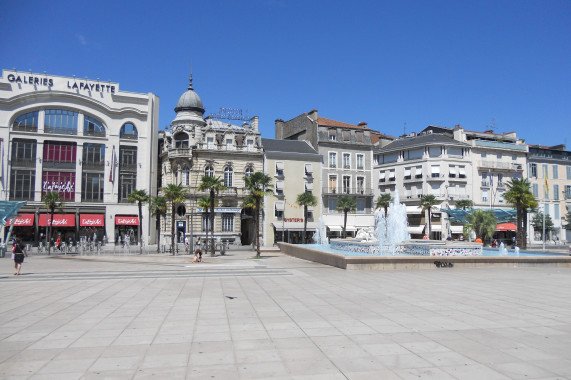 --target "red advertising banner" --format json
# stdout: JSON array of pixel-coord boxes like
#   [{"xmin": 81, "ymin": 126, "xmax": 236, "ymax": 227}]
[
  {"xmin": 115, "ymin": 216, "xmax": 139, "ymax": 226},
  {"xmin": 39, "ymin": 214, "xmax": 76, "ymax": 227},
  {"xmin": 6, "ymin": 213, "xmax": 35, "ymax": 226},
  {"xmin": 80, "ymin": 214, "xmax": 105, "ymax": 227},
  {"xmin": 42, "ymin": 171, "xmax": 76, "ymax": 201}
]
